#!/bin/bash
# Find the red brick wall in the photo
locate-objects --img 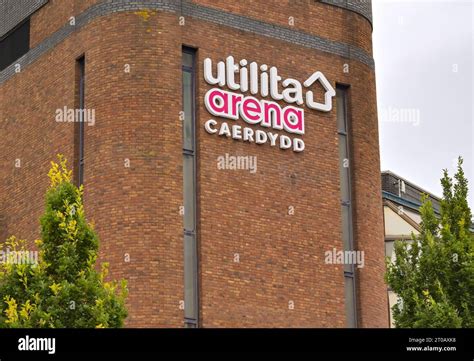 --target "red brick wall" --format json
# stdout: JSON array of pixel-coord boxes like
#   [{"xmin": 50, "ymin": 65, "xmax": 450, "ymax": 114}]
[
  {"xmin": 0, "ymin": 1, "xmax": 388, "ymax": 327},
  {"xmin": 192, "ymin": 0, "xmax": 373, "ymax": 54},
  {"xmin": 29, "ymin": 0, "xmax": 74, "ymax": 48}
]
